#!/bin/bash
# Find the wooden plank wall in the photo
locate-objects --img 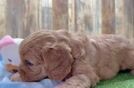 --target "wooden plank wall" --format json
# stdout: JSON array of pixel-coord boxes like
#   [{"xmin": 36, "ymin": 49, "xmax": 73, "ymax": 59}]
[
  {"xmin": 0, "ymin": 0, "xmax": 133, "ymax": 38},
  {"xmin": 4, "ymin": 0, "xmax": 40, "ymax": 38},
  {"xmin": 124, "ymin": 0, "xmax": 134, "ymax": 39},
  {"xmin": 115, "ymin": 0, "xmax": 126, "ymax": 36},
  {"xmin": 6, "ymin": 0, "xmax": 25, "ymax": 38},
  {"xmin": 0, "ymin": 0, "xmax": 6, "ymax": 38},
  {"xmin": 52, "ymin": 0, "xmax": 68, "ymax": 30},
  {"xmin": 115, "ymin": 0, "xmax": 134, "ymax": 39},
  {"xmin": 101, "ymin": 0, "xmax": 115, "ymax": 34}
]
